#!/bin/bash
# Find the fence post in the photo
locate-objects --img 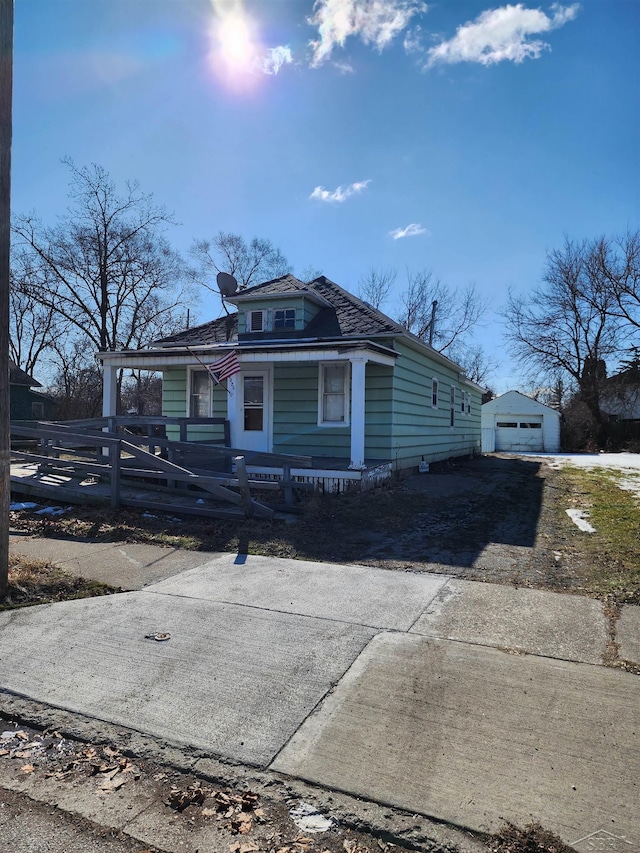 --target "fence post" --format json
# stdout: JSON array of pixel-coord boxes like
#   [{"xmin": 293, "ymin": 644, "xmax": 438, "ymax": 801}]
[
  {"xmin": 282, "ymin": 463, "xmax": 293, "ymax": 506},
  {"xmin": 234, "ymin": 455, "xmax": 253, "ymax": 518},
  {"xmin": 109, "ymin": 439, "xmax": 121, "ymax": 509}
]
